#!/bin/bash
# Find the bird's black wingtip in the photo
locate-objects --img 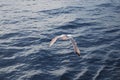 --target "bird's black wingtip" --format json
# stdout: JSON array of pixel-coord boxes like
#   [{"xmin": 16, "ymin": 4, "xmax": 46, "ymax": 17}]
[{"xmin": 75, "ymin": 52, "xmax": 80, "ymax": 56}]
